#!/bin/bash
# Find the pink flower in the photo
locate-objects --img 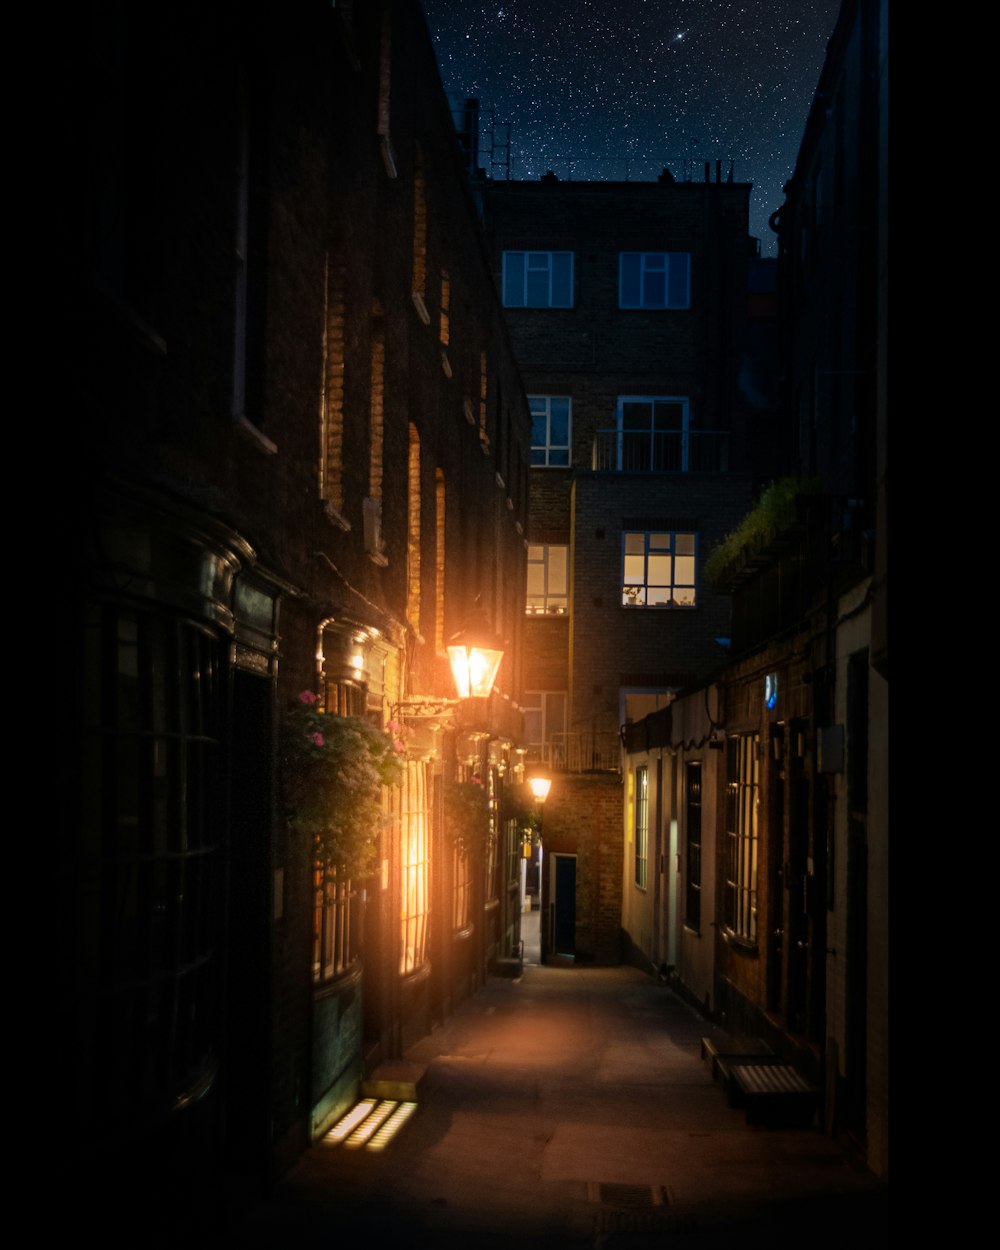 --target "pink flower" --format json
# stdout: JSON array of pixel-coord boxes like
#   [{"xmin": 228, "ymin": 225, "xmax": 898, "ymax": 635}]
[
  {"xmin": 298, "ymin": 690, "xmax": 319, "ymax": 705},
  {"xmin": 393, "ymin": 739, "xmax": 406, "ymax": 753},
  {"xmin": 310, "ymin": 732, "xmax": 325, "ymax": 746},
  {"xmin": 386, "ymin": 720, "xmax": 402, "ymax": 733}
]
